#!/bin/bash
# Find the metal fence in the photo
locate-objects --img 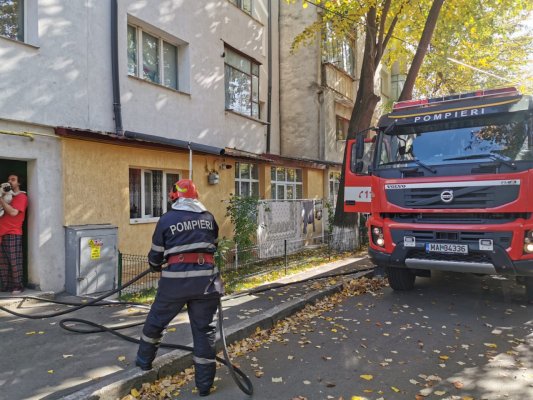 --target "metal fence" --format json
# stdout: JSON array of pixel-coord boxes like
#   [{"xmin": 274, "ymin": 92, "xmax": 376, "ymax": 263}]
[{"xmin": 117, "ymin": 228, "xmax": 360, "ymax": 296}]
